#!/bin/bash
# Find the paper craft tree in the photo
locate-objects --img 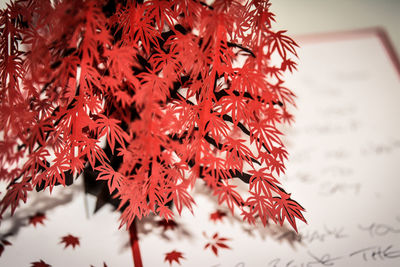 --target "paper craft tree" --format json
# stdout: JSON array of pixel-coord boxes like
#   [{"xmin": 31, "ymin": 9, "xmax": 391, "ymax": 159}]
[{"xmin": 0, "ymin": 0, "xmax": 306, "ymax": 232}]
